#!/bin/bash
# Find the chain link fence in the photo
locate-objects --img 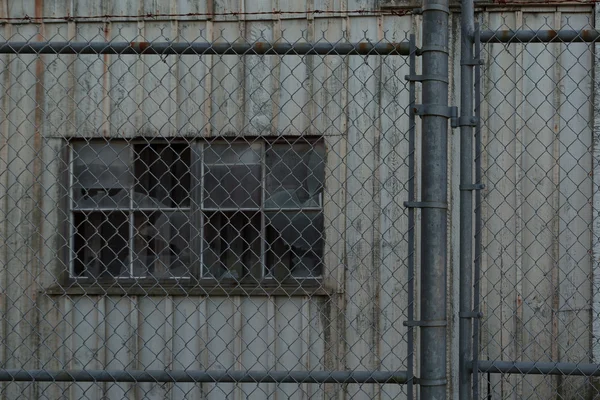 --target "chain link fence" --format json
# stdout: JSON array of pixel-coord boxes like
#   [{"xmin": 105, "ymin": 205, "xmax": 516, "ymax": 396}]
[
  {"xmin": 10, "ymin": 5, "xmax": 600, "ymax": 400},
  {"xmin": 0, "ymin": 23, "xmax": 417, "ymax": 400},
  {"xmin": 476, "ymin": 12, "xmax": 600, "ymax": 400}
]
